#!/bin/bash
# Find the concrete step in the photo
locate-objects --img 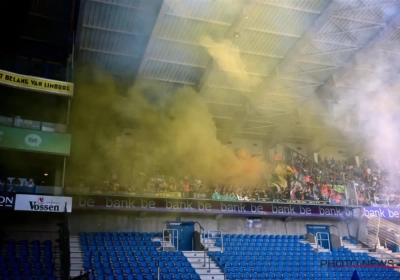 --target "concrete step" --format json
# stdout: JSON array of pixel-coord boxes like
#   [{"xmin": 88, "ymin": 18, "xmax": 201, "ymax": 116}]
[
  {"xmin": 71, "ymin": 259, "xmax": 84, "ymax": 264},
  {"xmin": 198, "ymin": 275, "xmax": 225, "ymax": 280},
  {"xmin": 191, "ymin": 262, "xmax": 219, "ymax": 269},
  {"xmin": 349, "ymin": 249, "xmax": 370, "ymax": 253},
  {"xmin": 71, "ymin": 252, "xmax": 83, "ymax": 258},
  {"xmin": 208, "ymin": 247, "xmax": 222, "ymax": 252},
  {"xmin": 183, "ymin": 251, "xmax": 206, "ymax": 258},
  {"xmin": 195, "ymin": 268, "xmax": 223, "ymax": 274},
  {"xmin": 70, "ymin": 269, "xmax": 85, "ymax": 277},
  {"xmin": 71, "ymin": 263, "xmax": 84, "ymax": 270},
  {"xmin": 70, "ymin": 247, "xmax": 83, "ymax": 253},
  {"xmin": 316, "ymin": 248, "xmax": 331, "ymax": 253}
]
